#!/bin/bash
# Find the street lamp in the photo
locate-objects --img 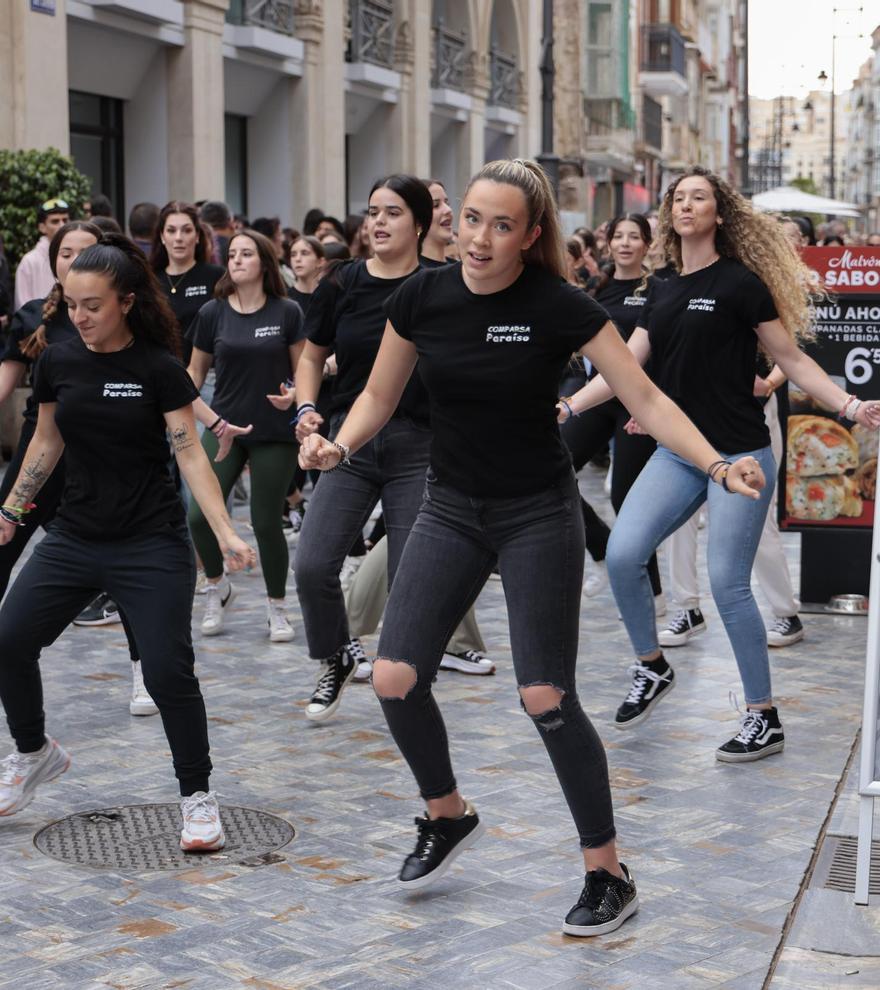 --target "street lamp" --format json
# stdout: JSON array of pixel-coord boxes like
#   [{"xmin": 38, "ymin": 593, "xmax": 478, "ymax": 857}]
[{"xmin": 819, "ymin": 6, "xmax": 865, "ymax": 201}]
